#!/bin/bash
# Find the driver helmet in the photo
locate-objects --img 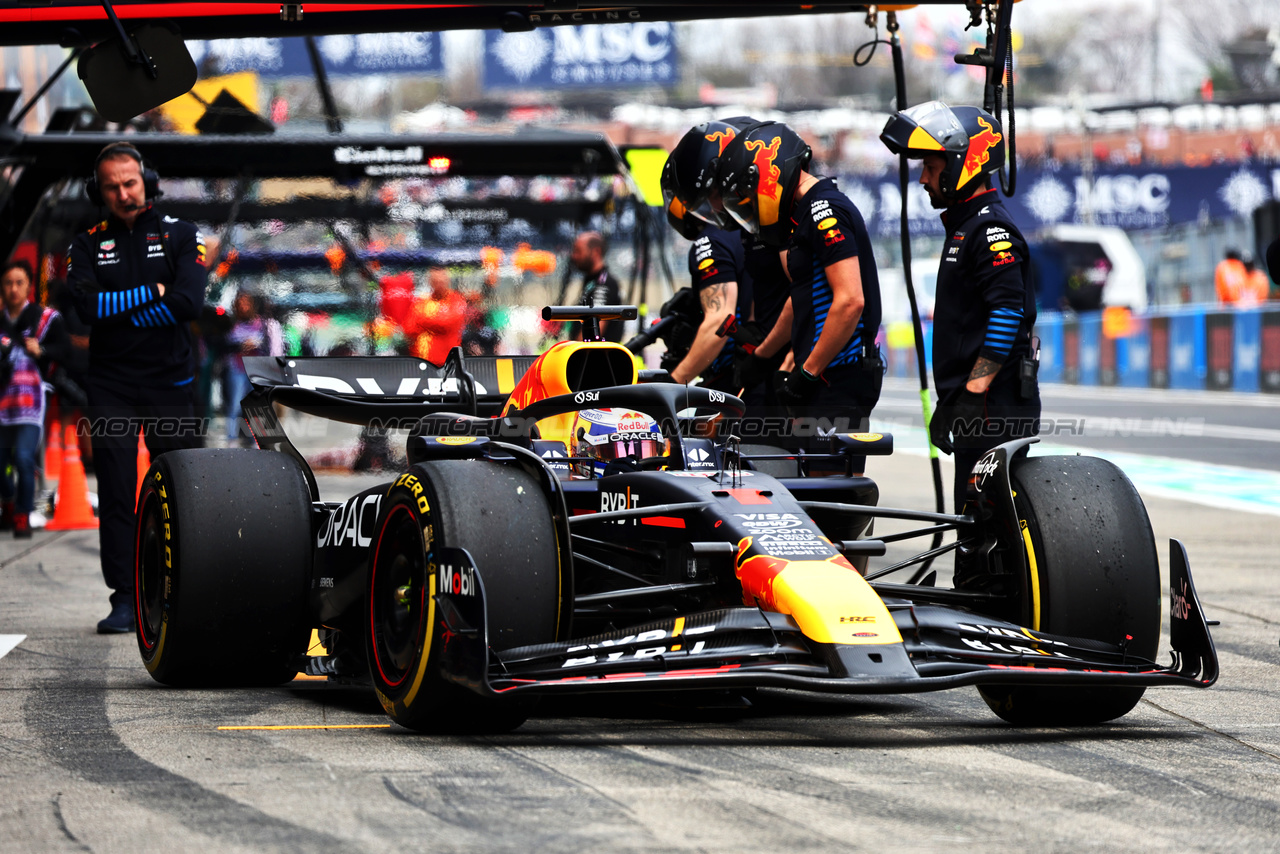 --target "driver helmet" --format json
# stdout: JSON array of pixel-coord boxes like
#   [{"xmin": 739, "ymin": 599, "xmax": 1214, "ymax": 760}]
[
  {"xmin": 715, "ymin": 121, "xmax": 812, "ymax": 247},
  {"xmin": 572, "ymin": 408, "xmax": 665, "ymax": 477},
  {"xmin": 661, "ymin": 117, "xmax": 758, "ymax": 240},
  {"xmin": 879, "ymin": 101, "xmax": 1005, "ymax": 203}
]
